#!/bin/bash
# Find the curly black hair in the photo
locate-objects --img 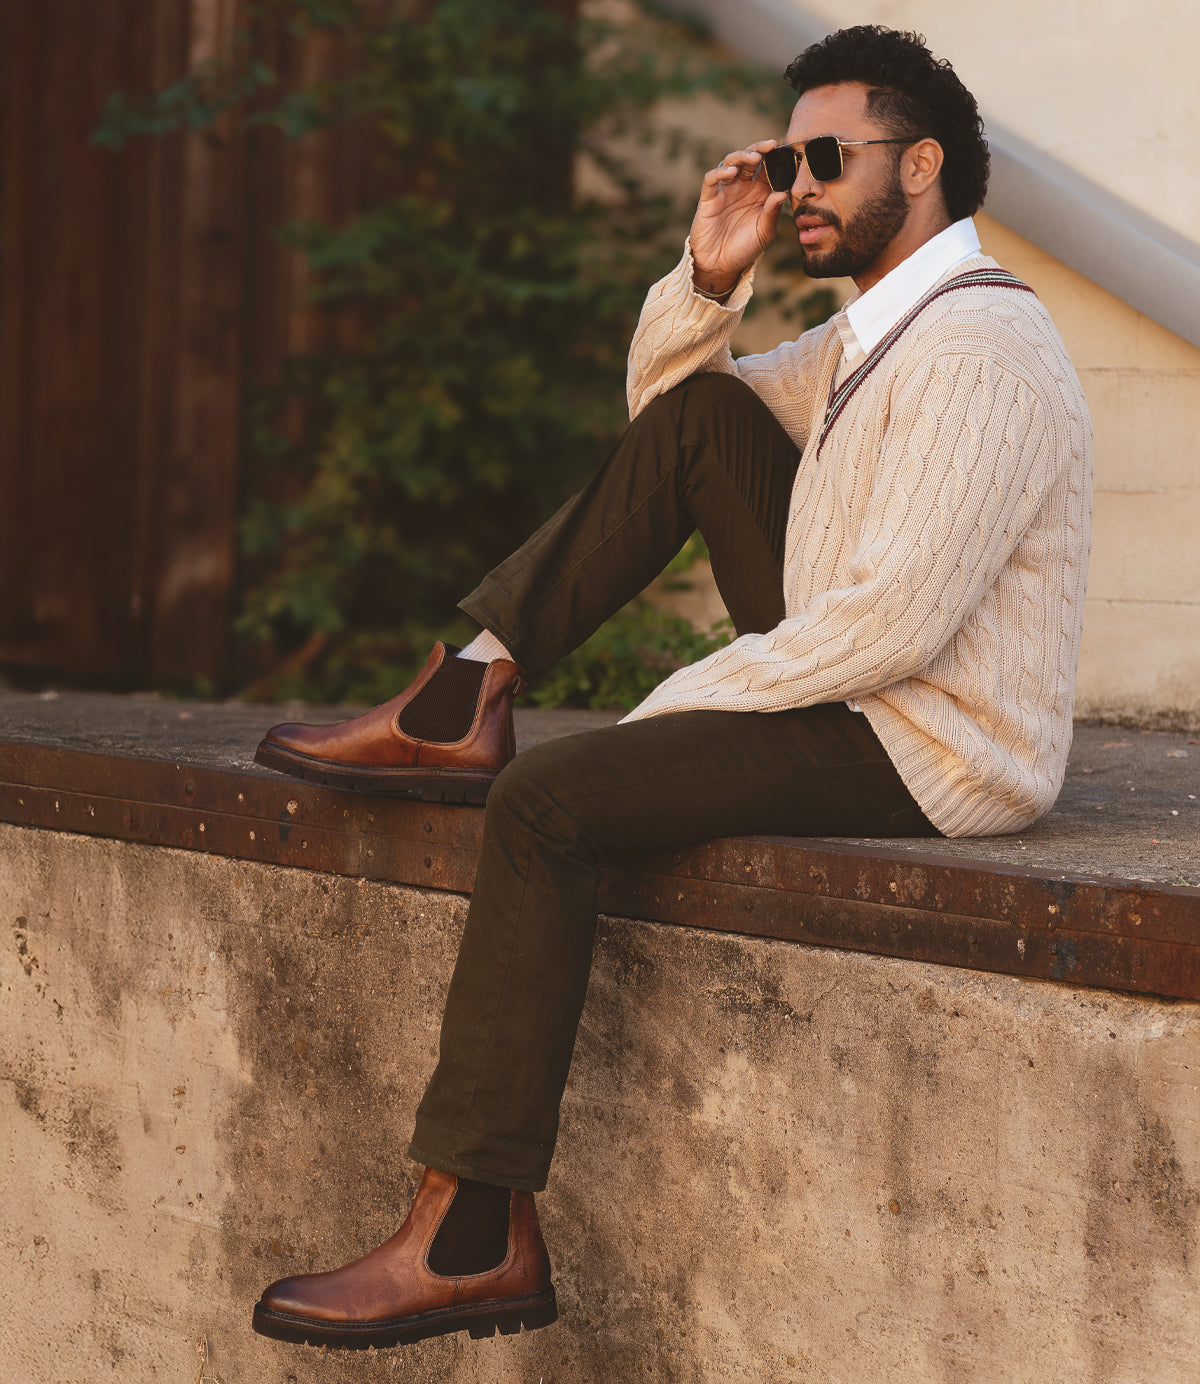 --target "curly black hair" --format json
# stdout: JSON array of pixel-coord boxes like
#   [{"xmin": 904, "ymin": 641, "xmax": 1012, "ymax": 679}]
[{"xmin": 783, "ymin": 26, "xmax": 989, "ymax": 222}]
